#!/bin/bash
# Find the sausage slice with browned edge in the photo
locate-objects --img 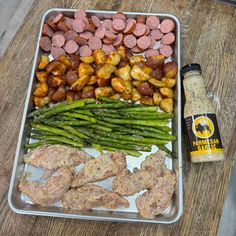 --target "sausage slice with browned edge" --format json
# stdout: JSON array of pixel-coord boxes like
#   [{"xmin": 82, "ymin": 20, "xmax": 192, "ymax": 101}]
[
  {"xmin": 137, "ymin": 36, "xmax": 151, "ymax": 50},
  {"xmin": 95, "ymin": 26, "xmax": 106, "ymax": 39},
  {"xmin": 64, "ymin": 40, "xmax": 79, "ymax": 54},
  {"xmin": 88, "ymin": 36, "xmax": 102, "ymax": 50},
  {"xmin": 39, "ymin": 36, "xmax": 52, "ymax": 52},
  {"xmin": 146, "ymin": 16, "xmax": 160, "ymax": 30},
  {"xmin": 65, "ymin": 30, "xmax": 79, "ymax": 41},
  {"xmin": 160, "ymin": 19, "xmax": 175, "ymax": 33},
  {"xmin": 133, "ymin": 23, "xmax": 147, "ymax": 37},
  {"xmin": 74, "ymin": 9, "xmax": 87, "ymax": 19},
  {"xmin": 123, "ymin": 19, "xmax": 136, "ymax": 34},
  {"xmin": 159, "ymin": 44, "xmax": 173, "ymax": 57},
  {"xmin": 102, "ymin": 44, "xmax": 115, "ymax": 55},
  {"xmin": 72, "ymin": 19, "xmax": 85, "ymax": 33},
  {"xmin": 113, "ymin": 33, "xmax": 123, "ymax": 47},
  {"xmin": 145, "ymin": 49, "xmax": 159, "ymax": 58},
  {"xmin": 79, "ymin": 45, "xmax": 93, "ymax": 57},
  {"xmin": 53, "ymin": 13, "xmax": 64, "ymax": 24},
  {"xmin": 42, "ymin": 23, "xmax": 54, "ymax": 37},
  {"xmin": 91, "ymin": 15, "xmax": 101, "ymax": 28},
  {"xmin": 150, "ymin": 29, "xmax": 163, "ymax": 40},
  {"xmin": 52, "ymin": 34, "xmax": 66, "ymax": 47},
  {"xmin": 161, "ymin": 32, "xmax": 175, "ymax": 45},
  {"xmin": 112, "ymin": 19, "xmax": 126, "ymax": 32},
  {"xmin": 51, "ymin": 46, "xmax": 66, "ymax": 60},
  {"xmin": 123, "ymin": 34, "xmax": 137, "ymax": 49}
]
